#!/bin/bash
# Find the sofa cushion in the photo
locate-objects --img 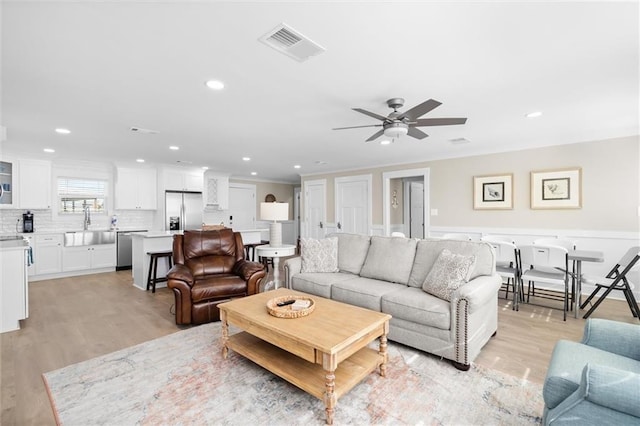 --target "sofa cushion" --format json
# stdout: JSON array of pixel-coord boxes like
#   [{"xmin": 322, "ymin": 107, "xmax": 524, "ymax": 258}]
[
  {"xmin": 291, "ymin": 272, "xmax": 353, "ymax": 299},
  {"xmin": 328, "ymin": 233, "xmax": 371, "ymax": 275},
  {"xmin": 381, "ymin": 287, "xmax": 450, "ymax": 330},
  {"xmin": 422, "ymin": 249, "xmax": 476, "ymax": 301},
  {"xmin": 360, "ymin": 236, "xmax": 417, "ymax": 284},
  {"xmin": 543, "ymin": 340, "xmax": 640, "ymax": 410},
  {"xmin": 300, "ymin": 237, "xmax": 338, "ymax": 273},
  {"xmin": 408, "ymin": 239, "xmax": 495, "ymax": 288},
  {"xmin": 331, "ymin": 276, "xmax": 404, "ymax": 312}
]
